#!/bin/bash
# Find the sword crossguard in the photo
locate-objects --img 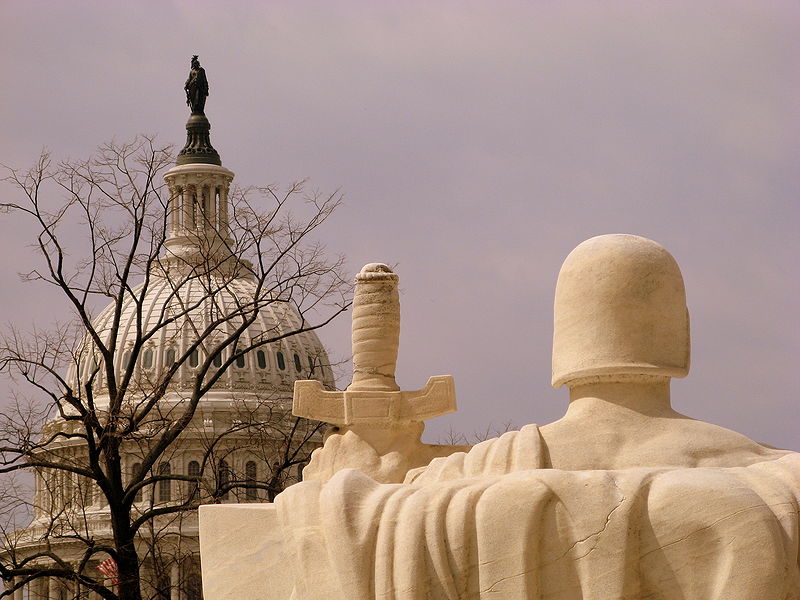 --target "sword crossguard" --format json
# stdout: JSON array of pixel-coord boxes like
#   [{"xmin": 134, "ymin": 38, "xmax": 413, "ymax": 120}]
[{"xmin": 293, "ymin": 375, "xmax": 456, "ymax": 427}]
